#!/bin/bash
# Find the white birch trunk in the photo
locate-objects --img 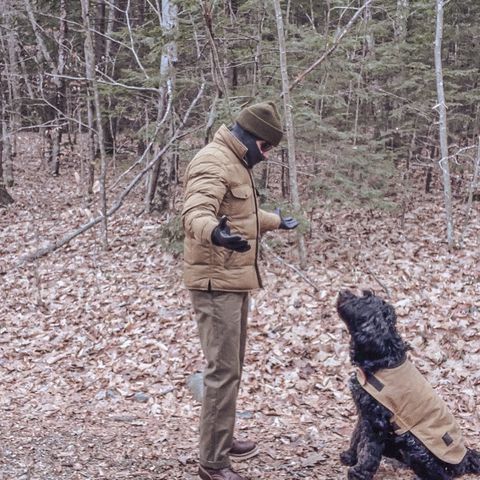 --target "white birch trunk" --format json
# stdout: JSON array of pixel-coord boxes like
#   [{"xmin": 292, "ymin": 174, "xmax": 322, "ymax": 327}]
[{"xmin": 145, "ymin": 0, "xmax": 177, "ymax": 212}]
